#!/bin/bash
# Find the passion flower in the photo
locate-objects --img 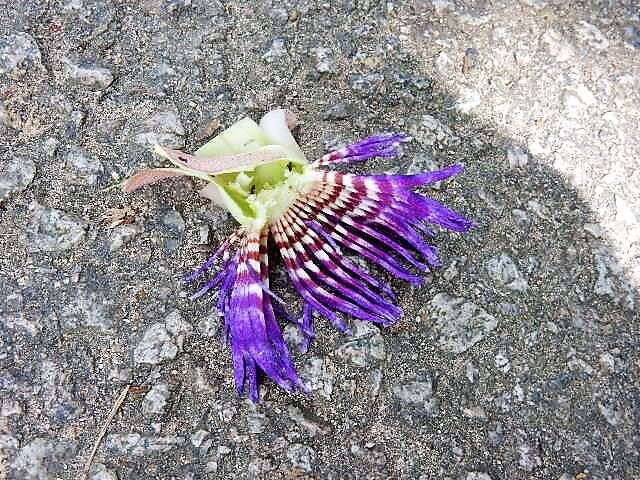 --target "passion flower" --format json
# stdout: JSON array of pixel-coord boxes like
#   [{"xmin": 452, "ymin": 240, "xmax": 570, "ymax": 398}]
[{"xmin": 123, "ymin": 109, "xmax": 472, "ymax": 402}]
